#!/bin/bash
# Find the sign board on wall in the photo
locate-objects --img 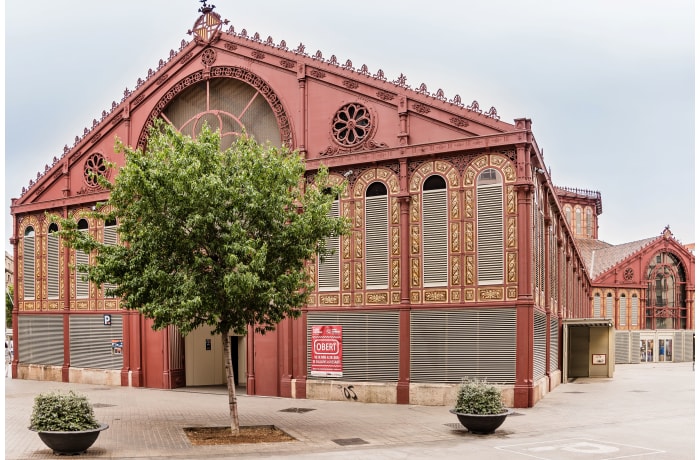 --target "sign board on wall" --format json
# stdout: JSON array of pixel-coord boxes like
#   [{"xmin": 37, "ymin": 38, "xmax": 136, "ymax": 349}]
[{"xmin": 310, "ymin": 325, "xmax": 343, "ymax": 377}]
